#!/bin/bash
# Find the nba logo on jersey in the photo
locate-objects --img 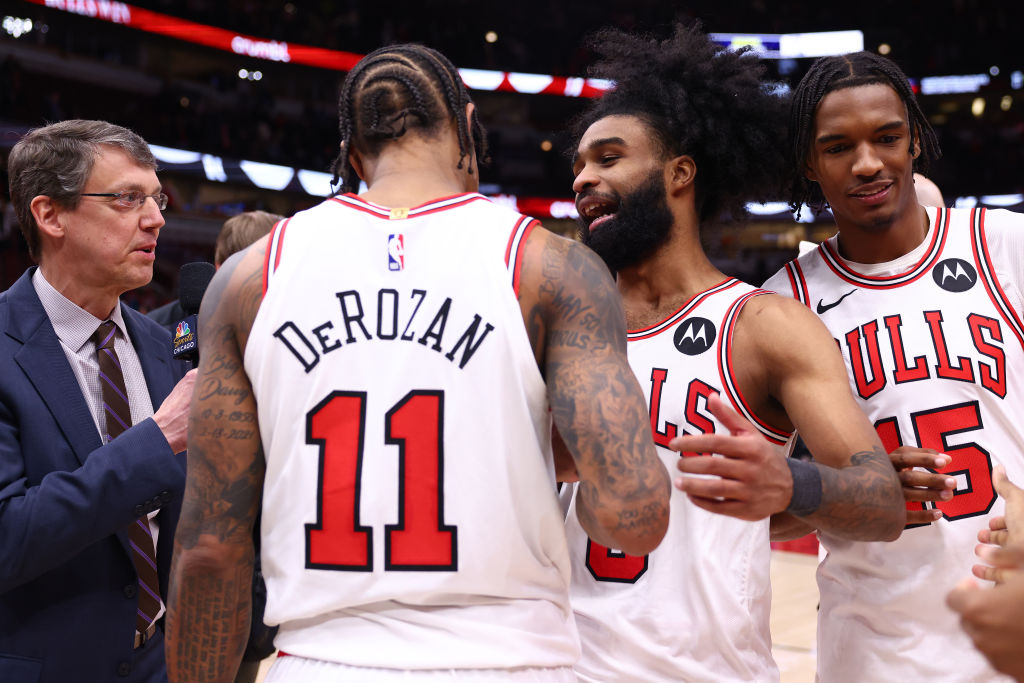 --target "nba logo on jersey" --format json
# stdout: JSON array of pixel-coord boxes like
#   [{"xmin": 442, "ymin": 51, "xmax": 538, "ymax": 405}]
[{"xmin": 387, "ymin": 233, "xmax": 405, "ymax": 271}]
